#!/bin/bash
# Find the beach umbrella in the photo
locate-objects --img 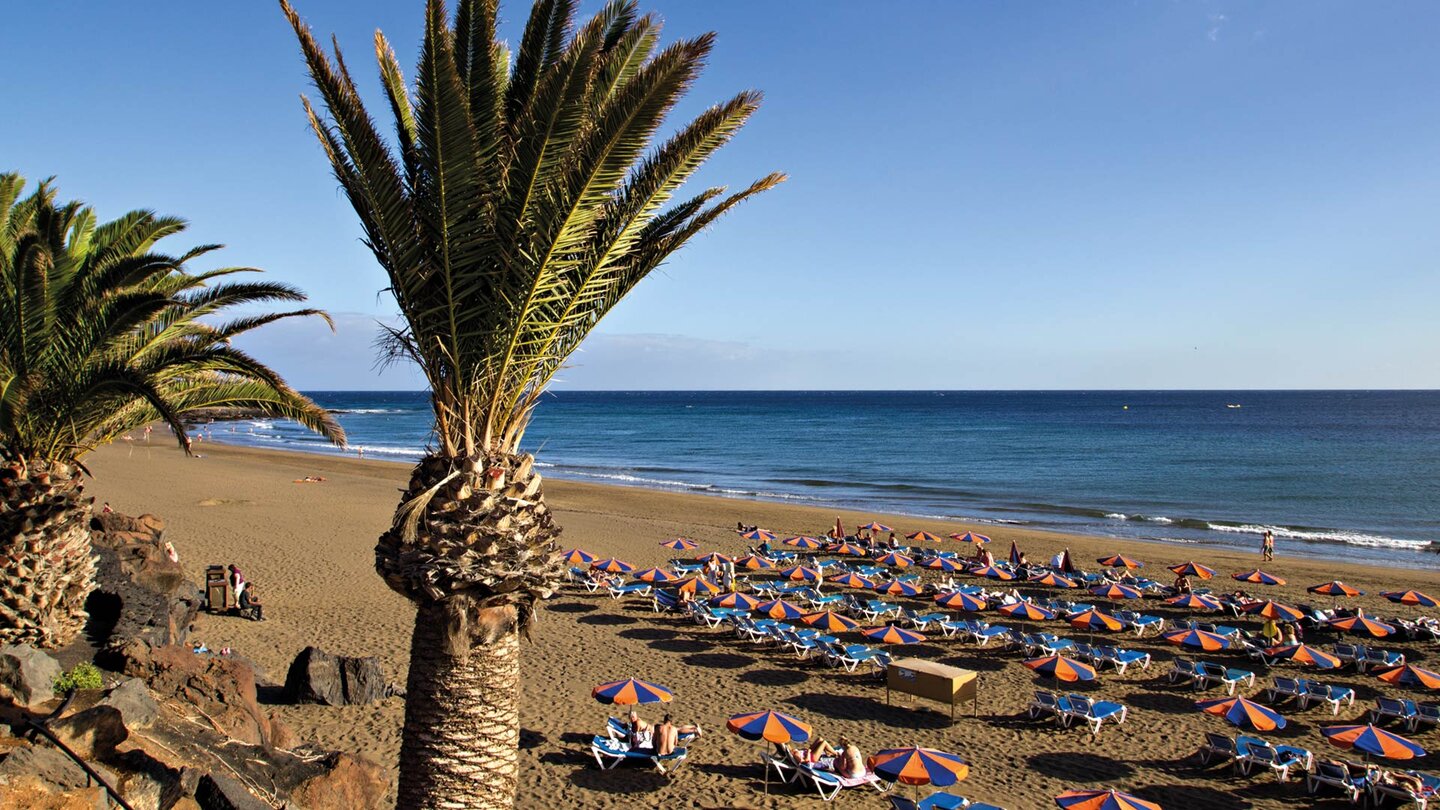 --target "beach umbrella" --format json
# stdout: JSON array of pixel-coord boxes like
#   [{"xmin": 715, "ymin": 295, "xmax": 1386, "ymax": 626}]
[
  {"xmin": 936, "ymin": 591, "xmax": 989, "ymax": 612},
  {"xmin": 779, "ymin": 565, "xmax": 823, "ymax": 582},
  {"xmin": 922, "ymin": 556, "xmax": 964, "ymax": 572},
  {"xmin": 757, "ymin": 598, "xmax": 806, "ymax": 620},
  {"xmin": 1009, "ymin": 540, "xmax": 1023, "ymax": 566},
  {"xmin": 1233, "ymin": 569, "xmax": 1286, "ymax": 586},
  {"xmin": 1090, "ymin": 583, "xmax": 1142, "ymax": 600},
  {"xmin": 1376, "ymin": 664, "xmax": 1440, "ymax": 690},
  {"xmin": 633, "ymin": 567, "xmax": 677, "ymax": 583},
  {"xmin": 1382, "ymin": 590, "xmax": 1440, "ymax": 608},
  {"xmin": 674, "ymin": 576, "xmax": 721, "ymax": 596},
  {"xmin": 907, "ymin": 531, "xmax": 945, "ymax": 544},
  {"xmin": 659, "ymin": 537, "xmax": 698, "ymax": 551},
  {"xmin": 1196, "ymin": 695, "xmax": 1287, "ymax": 731},
  {"xmin": 711, "ymin": 591, "xmax": 761, "ymax": 610},
  {"xmin": 1308, "ymin": 580, "xmax": 1363, "ymax": 598},
  {"xmin": 591, "ymin": 557, "xmax": 634, "ymax": 574},
  {"xmin": 1168, "ymin": 562, "xmax": 1216, "ymax": 579},
  {"xmin": 1024, "ymin": 654, "xmax": 1097, "ymax": 683},
  {"xmin": 1070, "ymin": 608, "xmax": 1125, "ymax": 633},
  {"xmin": 860, "ymin": 522, "xmax": 892, "ymax": 533},
  {"xmin": 1162, "ymin": 628, "xmax": 1231, "ymax": 651},
  {"xmin": 951, "ymin": 532, "xmax": 990, "ymax": 544},
  {"xmin": 1055, "ymin": 788, "xmax": 1162, "ymax": 810},
  {"xmin": 868, "ymin": 746, "xmax": 970, "ymax": 803},
  {"xmin": 1264, "ymin": 643, "xmax": 1341, "ymax": 669},
  {"xmin": 1030, "ymin": 571, "xmax": 1078, "ymax": 589},
  {"xmin": 1322, "ymin": 724, "xmax": 1426, "ymax": 760},
  {"xmin": 875, "ymin": 552, "xmax": 915, "ymax": 568},
  {"xmin": 1242, "ymin": 600, "xmax": 1305, "ymax": 623},
  {"xmin": 873, "ymin": 579, "xmax": 922, "ymax": 597},
  {"xmin": 972, "ymin": 564, "xmax": 1014, "ymax": 581},
  {"xmin": 1165, "ymin": 593, "xmax": 1222, "ymax": 611},
  {"xmin": 1328, "ymin": 615, "xmax": 1396, "ymax": 638},
  {"xmin": 827, "ymin": 572, "xmax": 876, "ymax": 589},
  {"xmin": 592, "ymin": 678, "xmax": 673, "ymax": 705},
  {"xmin": 741, "ymin": 529, "xmax": 777, "ymax": 542},
  {"xmin": 726, "ymin": 709, "xmax": 813, "ymax": 794},
  {"xmin": 864, "ymin": 625, "xmax": 926, "ymax": 645},
  {"xmin": 801, "ymin": 610, "xmax": 860, "ymax": 633},
  {"xmin": 696, "ymin": 551, "xmax": 732, "ymax": 564},
  {"xmin": 1000, "ymin": 601, "xmax": 1056, "ymax": 622},
  {"xmin": 829, "ymin": 542, "xmax": 868, "ymax": 556},
  {"xmin": 734, "ymin": 554, "xmax": 775, "ymax": 570},
  {"xmin": 562, "ymin": 548, "xmax": 597, "ymax": 565},
  {"xmin": 1059, "ymin": 549, "xmax": 1077, "ymax": 574},
  {"xmin": 784, "ymin": 535, "xmax": 825, "ymax": 550},
  {"xmin": 1097, "ymin": 554, "xmax": 1143, "ymax": 570}
]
